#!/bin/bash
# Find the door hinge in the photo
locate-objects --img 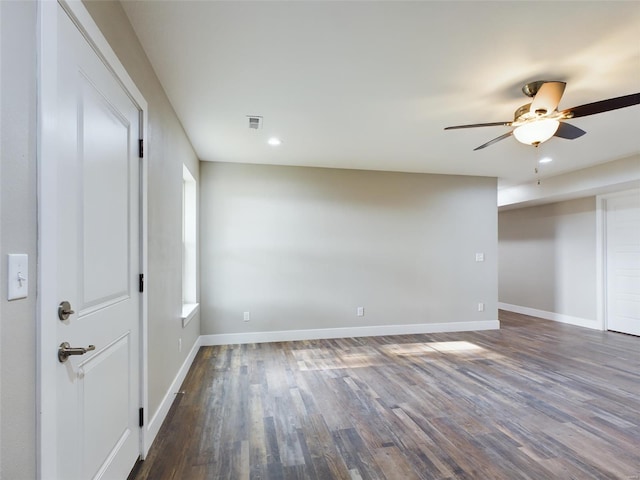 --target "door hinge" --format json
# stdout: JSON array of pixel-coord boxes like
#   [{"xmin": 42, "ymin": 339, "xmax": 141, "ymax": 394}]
[
  {"xmin": 139, "ymin": 407, "xmax": 144, "ymax": 427},
  {"xmin": 138, "ymin": 139, "xmax": 144, "ymax": 158},
  {"xmin": 139, "ymin": 274, "xmax": 144, "ymax": 293}
]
